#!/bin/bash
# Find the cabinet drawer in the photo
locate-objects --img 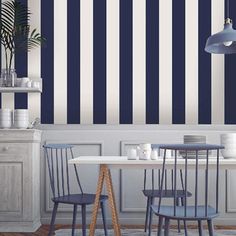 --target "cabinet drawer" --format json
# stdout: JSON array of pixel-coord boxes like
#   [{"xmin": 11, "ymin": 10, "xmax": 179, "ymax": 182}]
[{"xmin": 0, "ymin": 143, "xmax": 28, "ymax": 155}]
